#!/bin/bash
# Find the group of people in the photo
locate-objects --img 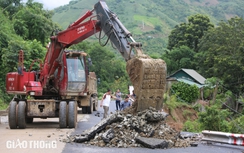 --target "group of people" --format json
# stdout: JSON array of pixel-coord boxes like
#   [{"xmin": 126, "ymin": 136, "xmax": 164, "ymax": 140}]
[{"xmin": 100, "ymin": 89, "xmax": 136, "ymax": 119}]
